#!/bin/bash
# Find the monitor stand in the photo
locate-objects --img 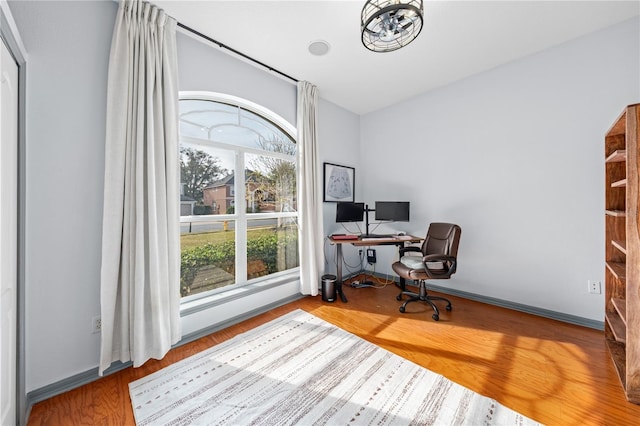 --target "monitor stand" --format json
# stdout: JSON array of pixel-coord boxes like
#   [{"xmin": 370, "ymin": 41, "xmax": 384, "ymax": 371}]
[
  {"xmin": 361, "ymin": 206, "xmax": 392, "ymax": 238},
  {"xmin": 364, "ymin": 204, "xmax": 373, "ymax": 236}
]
